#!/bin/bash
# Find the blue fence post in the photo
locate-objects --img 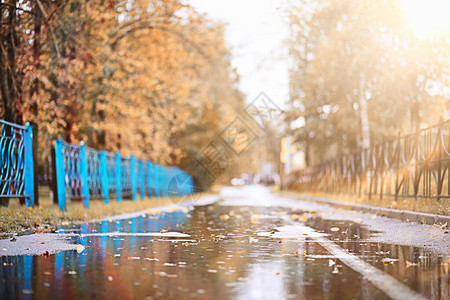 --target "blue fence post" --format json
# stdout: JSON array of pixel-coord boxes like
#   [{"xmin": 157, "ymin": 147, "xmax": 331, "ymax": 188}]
[
  {"xmin": 130, "ymin": 154, "xmax": 137, "ymax": 201},
  {"xmin": 138, "ymin": 160, "xmax": 145, "ymax": 200},
  {"xmin": 189, "ymin": 176, "xmax": 194, "ymax": 194},
  {"xmin": 179, "ymin": 170, "xmax": 184, "ymax": 196},
  {"xmin": 154, "ymin": 165, "xmax": 160, "ymax": 198},
  {"xmin": 161, "ymin": 167, "xmax": 164, "ymax": 197},
  {"xmin": 115, "ymin": 151, "xmax": 122, "ymax": 202},
  {"xmin": 23, "ymin": 123, "xmax": 35, "ymax": 208},
  {"xmin": 100, "ymin": 151, "xmax": 109, "ymax": 204},
  {"xmin": 54, "ymin": 138, "xmax": 66, "ymax": 210},
  {"xmin": 164, "ymin": 167, "xmax": 169, "ymax": 197},
  {"xmin": 146, "ymin": 161, "xmax": 152, "ymax": 198},
  {"xmin": 161, "ymin": 166, "xmax": 165, "ymax": 197},
  {"xmin": 161, "ymin": 166, "xmax": 166, "ymax": 197},
  {"xmin": 79, "ymin": 142, "xmax": 90, "ymax": 208}
]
